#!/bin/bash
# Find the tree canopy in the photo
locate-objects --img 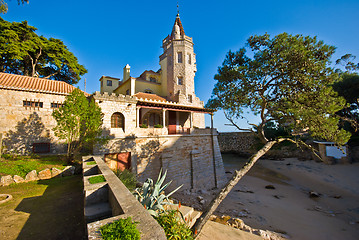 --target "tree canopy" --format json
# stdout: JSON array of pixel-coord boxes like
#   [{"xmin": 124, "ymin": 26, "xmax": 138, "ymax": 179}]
[
  {"xmin": 1, "ymin": 1, "xmax": 28, "ymax": 14},
  {"xmin": 0, "ymin": 17, "xmax": 87, "ymax": 84},
  {"xmin": 193, "ymin": 33, "xmax": 351, "ymax": 236},
  {"xmin": 52, "ymin": 89, "xmax": 103, "ymax": 160}
]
